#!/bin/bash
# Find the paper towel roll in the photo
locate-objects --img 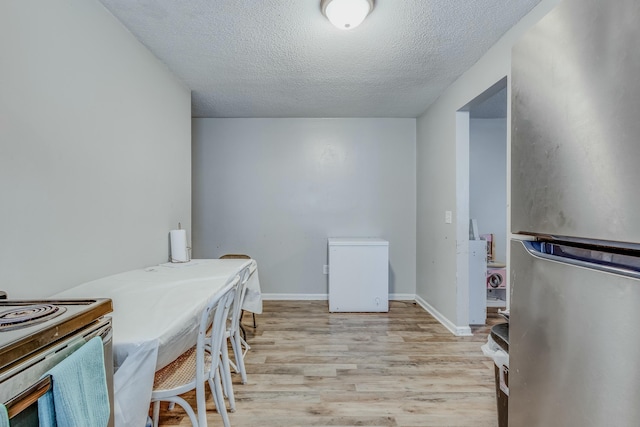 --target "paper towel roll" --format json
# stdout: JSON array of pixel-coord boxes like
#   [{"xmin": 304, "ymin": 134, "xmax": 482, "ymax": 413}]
[{"xmin": 170, "ymin": 229, "xmax": 189, "ymax": 262}]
